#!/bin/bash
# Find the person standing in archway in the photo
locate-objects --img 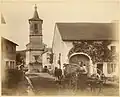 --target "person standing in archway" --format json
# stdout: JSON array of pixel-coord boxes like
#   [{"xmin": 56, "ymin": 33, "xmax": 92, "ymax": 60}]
[{"xmin": 77, "ymin": 61, "xmax": 88, "ymax": 91}]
